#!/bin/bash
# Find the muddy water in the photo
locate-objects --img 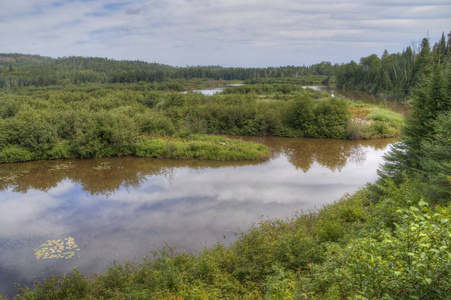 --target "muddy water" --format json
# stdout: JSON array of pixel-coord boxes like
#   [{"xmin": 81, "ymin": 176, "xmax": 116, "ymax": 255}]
[{"xmin": 0, "ymin": 137, "xmax": 395, "ymax": 296}]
